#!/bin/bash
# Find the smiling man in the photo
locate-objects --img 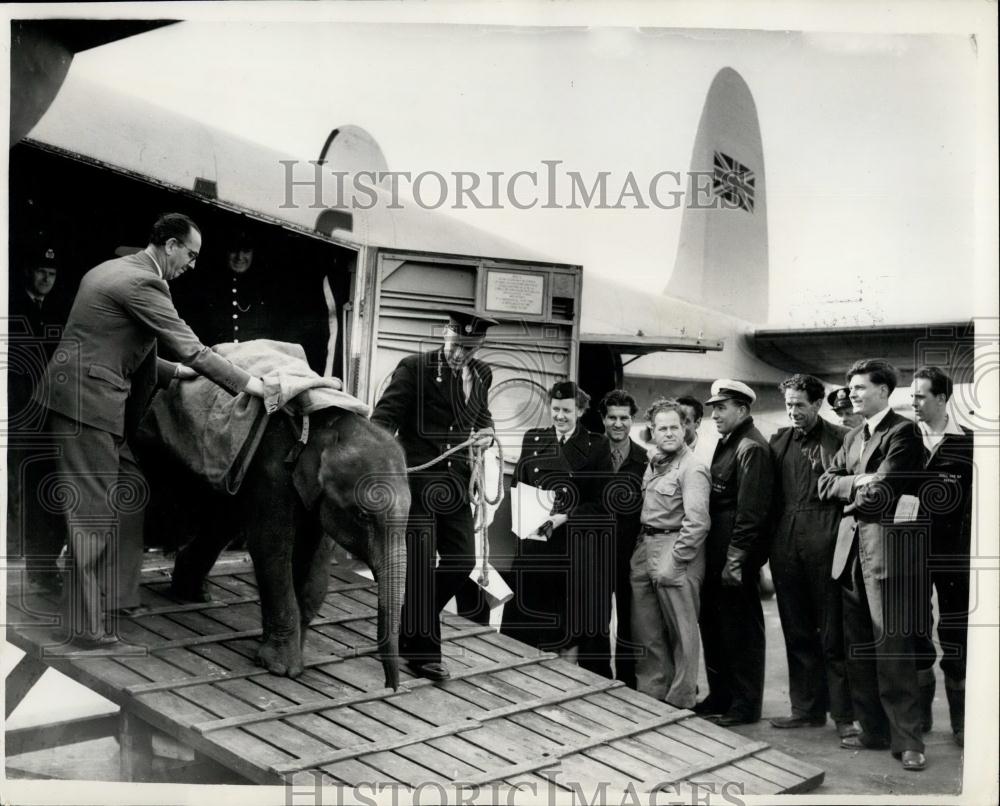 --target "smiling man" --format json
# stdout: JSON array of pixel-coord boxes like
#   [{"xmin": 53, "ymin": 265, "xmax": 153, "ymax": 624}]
[
  {"xmin": 34, "ymin": 213, "xmax": 269, "ymax": 649},
  {"xmin": 818, "ymin": 358, "xmax": 927, "ymax": 771},
  {"xmin": 599, "ymin": 389, "xmax": 648, "ymax": 689},
  {"xmin": 697, "ymin": 378, "xmax": 773, "ymax": 726},
  {"xmin": 630, "ymin": 398, "xmax": 711, "ymax": 707},
  {"xmin": 768, "ymin": 374, "xmax": 856, "ymax": 741}
]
